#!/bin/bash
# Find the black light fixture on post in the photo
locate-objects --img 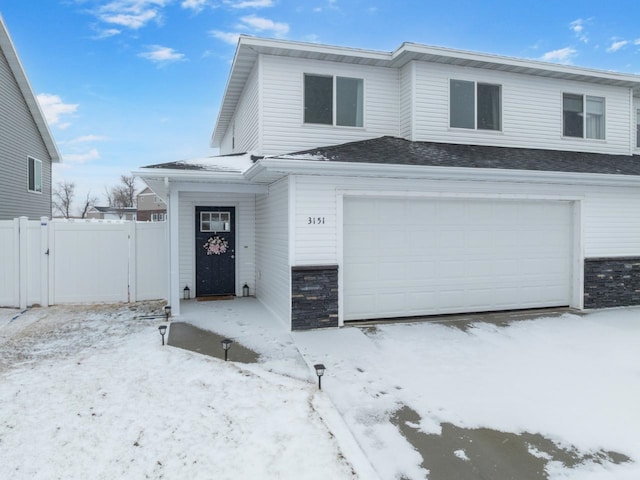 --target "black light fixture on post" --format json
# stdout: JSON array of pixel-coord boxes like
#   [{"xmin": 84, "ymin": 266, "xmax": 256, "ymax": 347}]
[
  {"xmin": 183, "ymin": 285, "xmax": 191, "ymax": 300},
  {"xmin": 163, "ymin": 305, "xmax": 171, "ymax": 321},
  {"xmin": 314, "ymin": 364, "xmax": 326, "ymax": 390},
  {"xmin": 158, "ymin": 325, "xmax": 168, "ymax": 345},
  {"xmin": 242, "ymin": 283, "xmax": 249, "ymax": 297},
  {"xmin": 221, "ymin": 338, "xmax": 233, "ymax": 361}
]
